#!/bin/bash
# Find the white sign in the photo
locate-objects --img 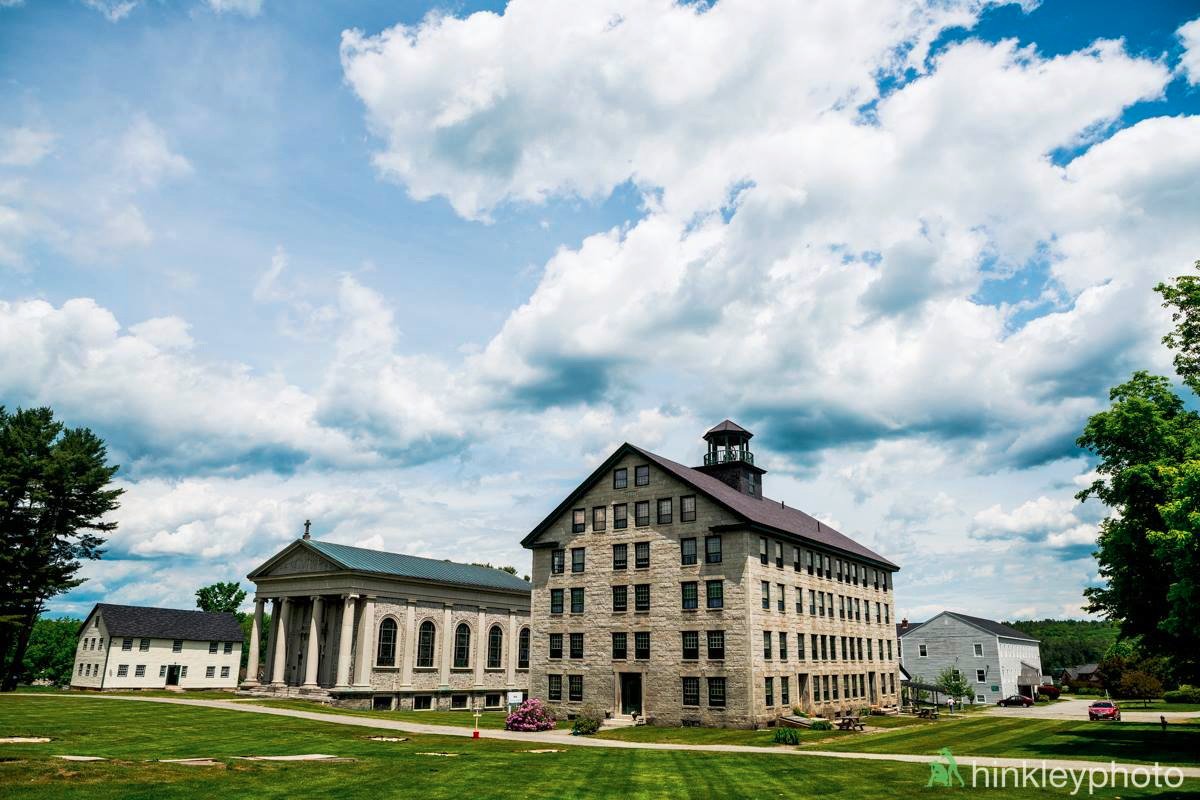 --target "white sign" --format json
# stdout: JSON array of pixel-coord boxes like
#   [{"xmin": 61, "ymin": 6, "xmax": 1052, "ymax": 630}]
[{"xmin": 507, "ymin": 691, "xmax": 523, "ymax": 706}]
